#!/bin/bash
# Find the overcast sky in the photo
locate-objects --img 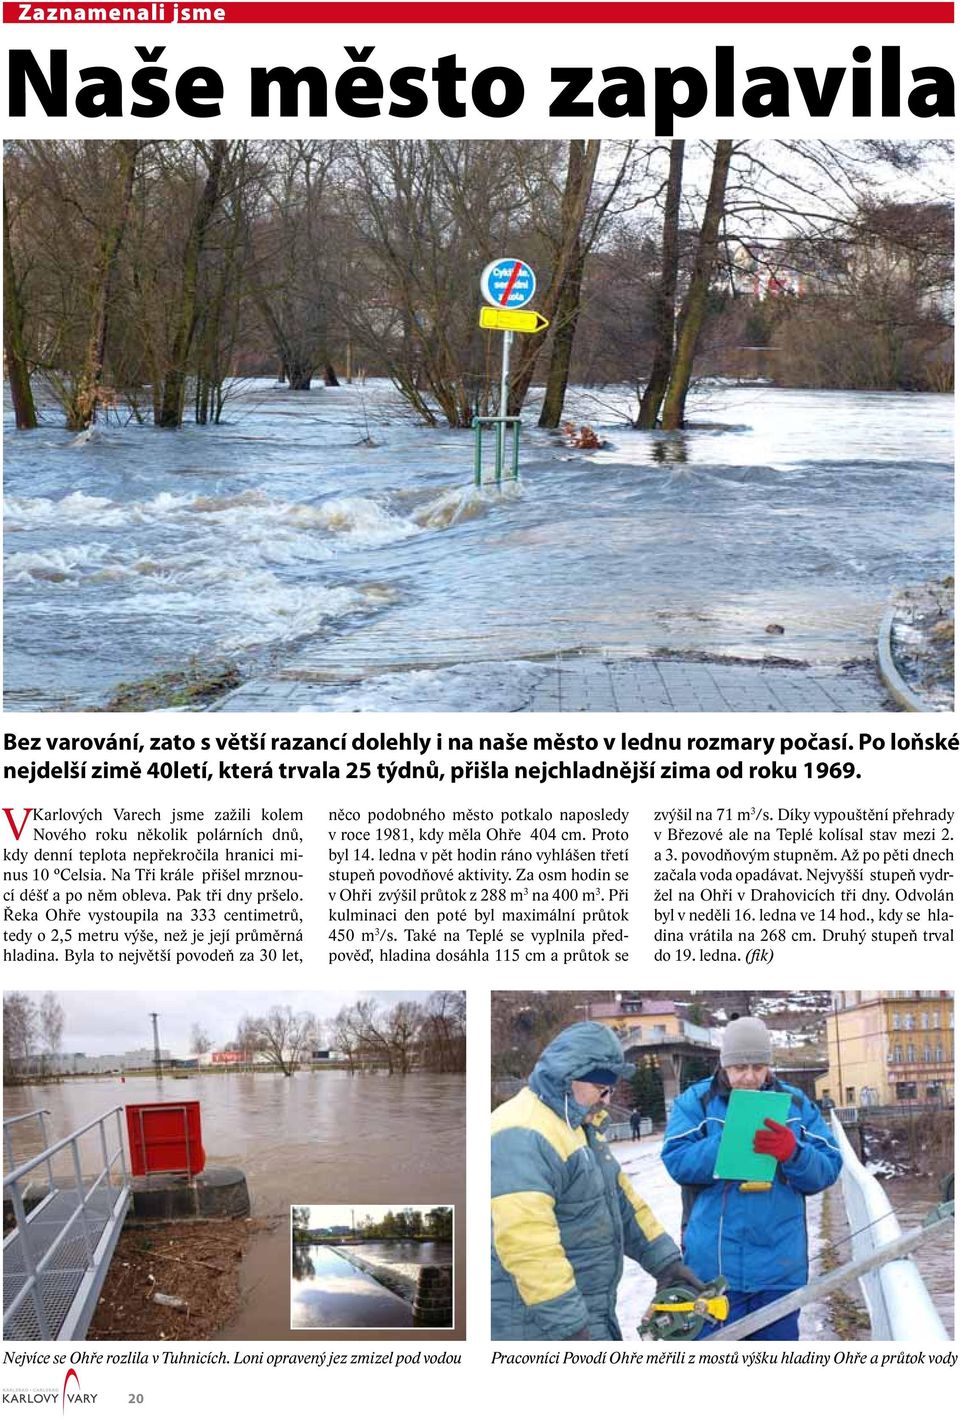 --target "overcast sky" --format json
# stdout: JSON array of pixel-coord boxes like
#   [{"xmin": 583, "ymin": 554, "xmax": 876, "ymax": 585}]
[{"xmin": 12, "ymin": 991, "xmax": 434, "ymax": 1056}]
